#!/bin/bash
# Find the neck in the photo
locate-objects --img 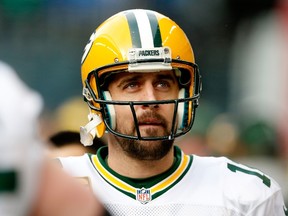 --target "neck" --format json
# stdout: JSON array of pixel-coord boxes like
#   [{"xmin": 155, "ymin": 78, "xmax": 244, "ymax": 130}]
[{"xmin": 106, "ymin": 136, "xmax": 175, "ymax": 179}]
